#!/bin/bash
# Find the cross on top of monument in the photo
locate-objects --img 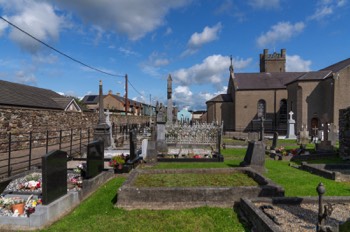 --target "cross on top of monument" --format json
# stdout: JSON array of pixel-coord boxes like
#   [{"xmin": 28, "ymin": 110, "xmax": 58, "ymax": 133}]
[{"xmin": 289, "ymin": 111, "xmax": 294, "ymax": 120}]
